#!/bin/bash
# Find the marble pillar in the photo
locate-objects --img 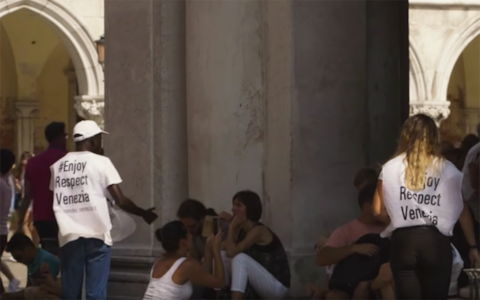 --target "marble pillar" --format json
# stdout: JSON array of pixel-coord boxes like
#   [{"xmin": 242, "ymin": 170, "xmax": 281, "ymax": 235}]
[
  {"xmin": 464, "ymin": 108, "xmax": 480, "ymax": 135},
  {"xmin": 64, "ymin": 65, "xmax": 79, "ymax": 151},
  {"xmin": 14, "ymin": 99, "xmax": 39, "ymax": 157},
  {"xmin": 106, "ymin": 0, "xmax": 408, "ymax": 298},
  {"xmin": 366, "ymin": 0, "xmax": 410, "ymax": 165},
  {"xmin": 187, "ymin": 0, "xmax": 409, "ymax": 296},
  {"xmin": 104, "ymin": 0, "xmax": 187, "ymax": 299}
]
